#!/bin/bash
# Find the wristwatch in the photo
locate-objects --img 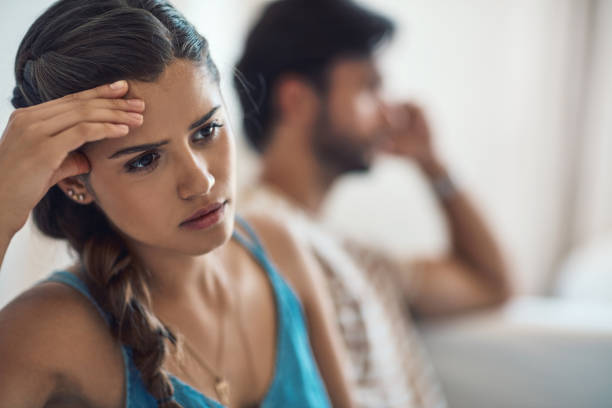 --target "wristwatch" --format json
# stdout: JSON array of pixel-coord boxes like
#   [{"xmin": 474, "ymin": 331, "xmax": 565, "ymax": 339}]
[{"xmin": 432, "ymin": 173, "xmax": 458, "ymax": 201}]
